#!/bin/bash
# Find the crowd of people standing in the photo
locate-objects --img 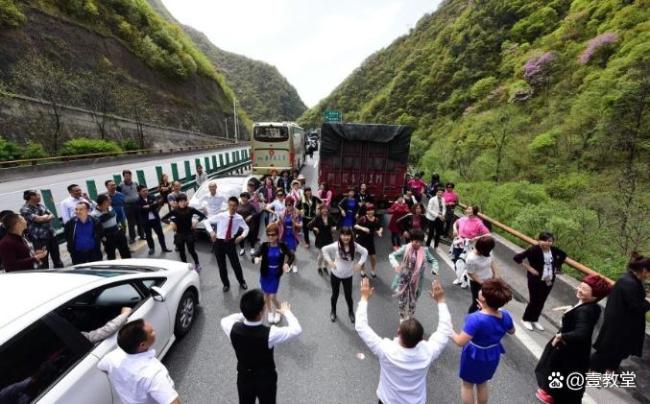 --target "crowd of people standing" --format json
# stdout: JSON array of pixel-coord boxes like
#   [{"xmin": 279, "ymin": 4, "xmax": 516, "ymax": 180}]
[{"xmin": 0, "ymin": 166, "xmax": 648, "ymax": 404}]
